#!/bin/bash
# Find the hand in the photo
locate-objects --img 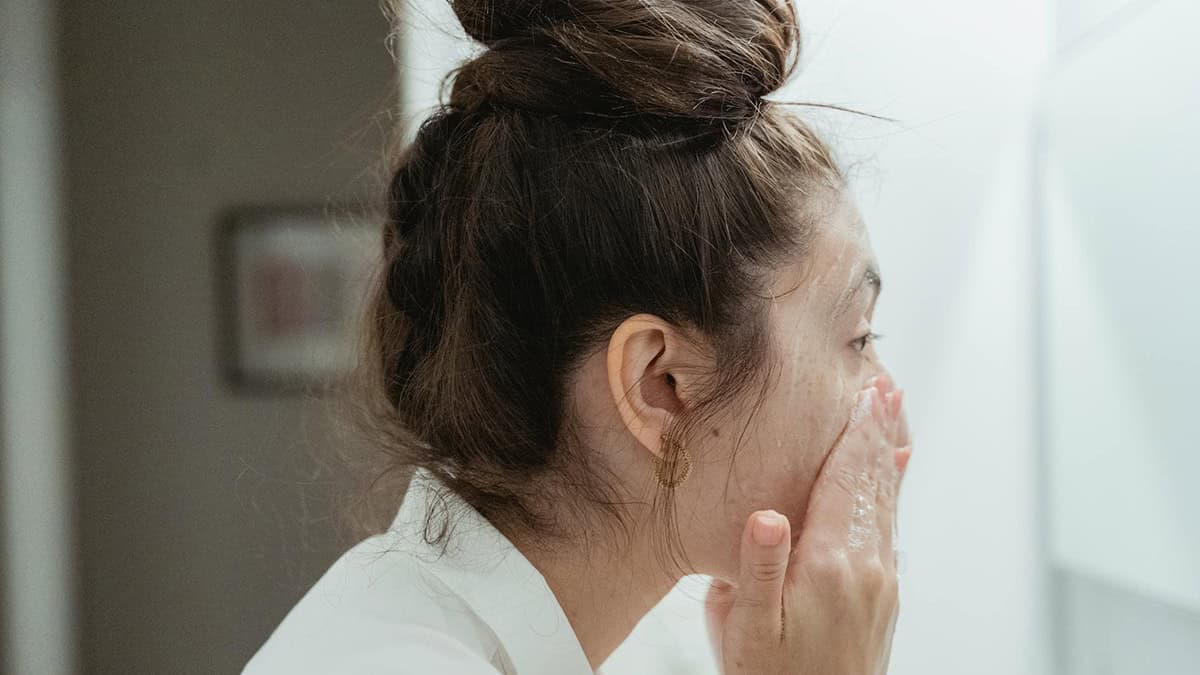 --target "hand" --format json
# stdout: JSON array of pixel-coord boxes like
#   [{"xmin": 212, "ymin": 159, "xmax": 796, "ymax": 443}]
[{"xmin": 705, "ymin": 375, "xmax": 912, "ymax": 674}]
